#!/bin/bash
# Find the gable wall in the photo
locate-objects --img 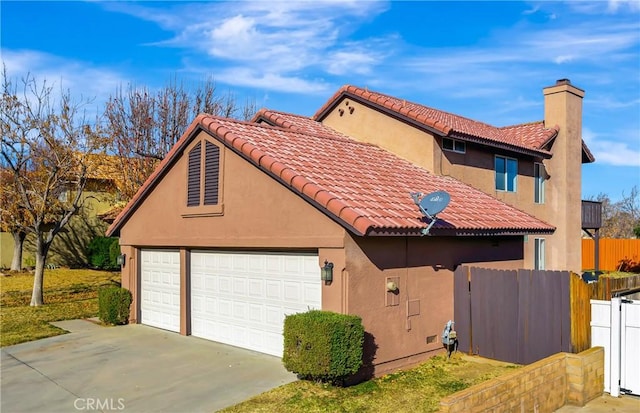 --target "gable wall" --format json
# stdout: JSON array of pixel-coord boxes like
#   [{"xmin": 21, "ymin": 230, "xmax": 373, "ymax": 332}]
[
  {"xmin": 118, "ymin": 131, "xmax": 345, "ymax": 249},
  {"xmin": 321, "ymin": 98, "xmax": 437, "ymax": 172},
  {"xmin": 344, "ymin": 234, "xmax": 524, "ymax": 376}
]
